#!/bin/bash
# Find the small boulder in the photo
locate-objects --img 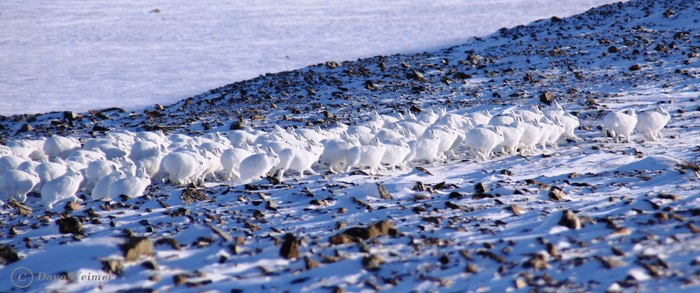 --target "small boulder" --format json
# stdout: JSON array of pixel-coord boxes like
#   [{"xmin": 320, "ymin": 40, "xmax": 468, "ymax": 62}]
[
  {"xmin": 279, "ymin": 233, "xmax": 300, "ymax": 259},
  {"xmin": 56, "ymin": 217, "xmax": 84, "ymax": 235},
  {"xmin": 120, "ymin": 237, "xmax": 154, "ymax": 262}
]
